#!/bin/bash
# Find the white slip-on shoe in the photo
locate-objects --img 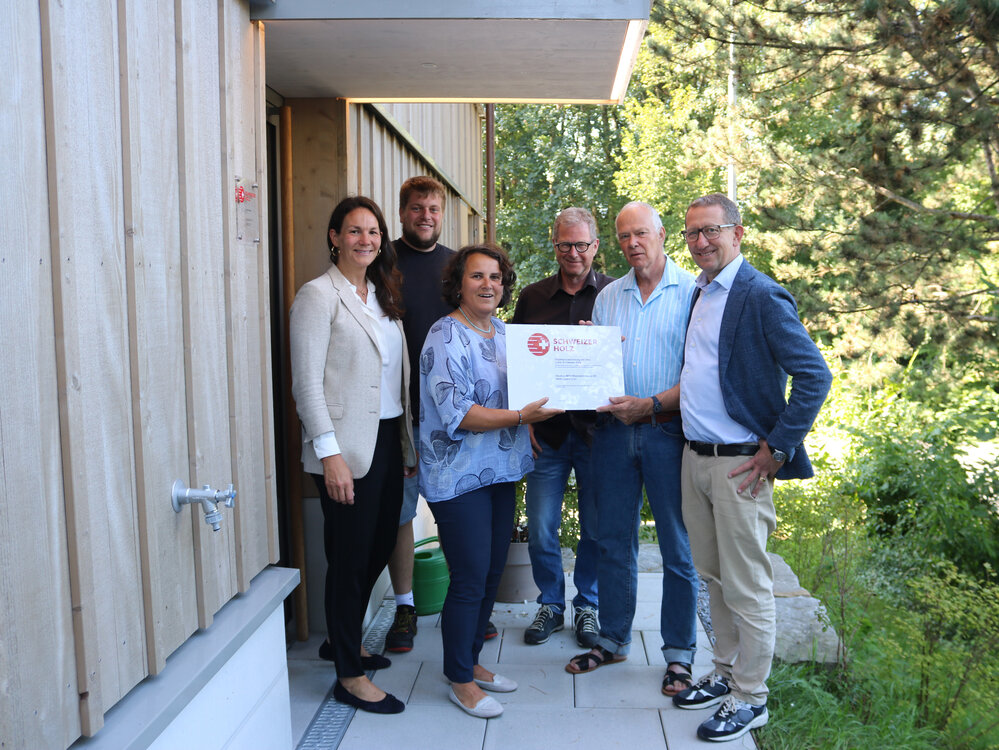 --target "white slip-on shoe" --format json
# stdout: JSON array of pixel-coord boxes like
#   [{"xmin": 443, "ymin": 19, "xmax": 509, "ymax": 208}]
[
  {"xmin": 473, "ymin": 673, "xmax": 518, "ymax": 693},
  {"xmin": 448, "ymin": 687, "xmax": 503, "ymax": 718}
]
